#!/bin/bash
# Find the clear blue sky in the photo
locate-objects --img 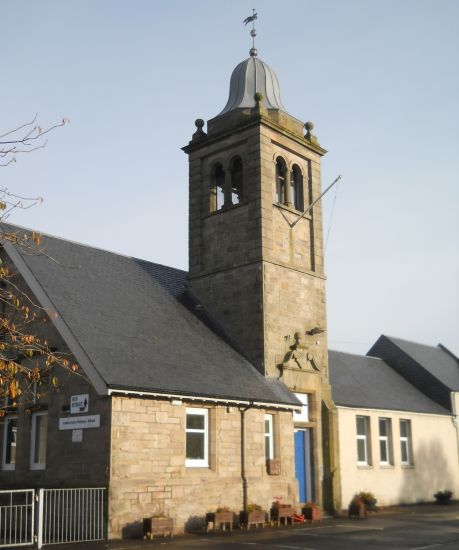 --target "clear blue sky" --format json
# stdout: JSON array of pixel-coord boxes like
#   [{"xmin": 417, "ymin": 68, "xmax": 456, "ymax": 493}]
[{"xmin": 2, "ymin": 0, "xmax": 458, "ymax": 355}]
